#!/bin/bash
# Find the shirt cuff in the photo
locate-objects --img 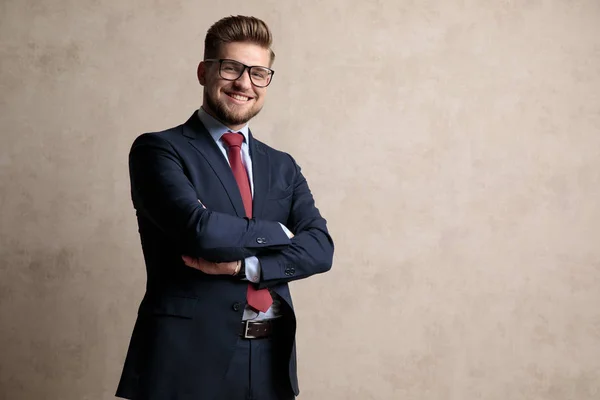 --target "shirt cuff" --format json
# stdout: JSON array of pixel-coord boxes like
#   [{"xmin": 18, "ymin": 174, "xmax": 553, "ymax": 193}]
[
  {"xmin": 278, "ymin": 223, "xmax": 294, "ymax": 239},
  {"xmin": 244, "ymin": 256, "xmax": 261, "ymax": 283}
]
